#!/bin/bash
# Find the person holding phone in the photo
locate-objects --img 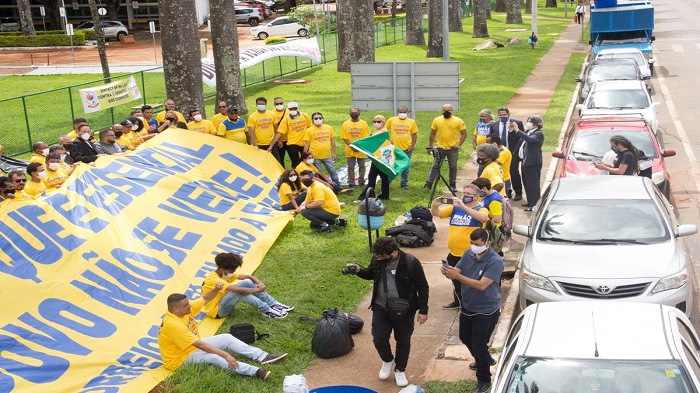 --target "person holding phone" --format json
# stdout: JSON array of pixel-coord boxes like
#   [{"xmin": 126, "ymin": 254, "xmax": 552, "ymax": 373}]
[{"xmin": 431, "ymin": 184, "xmax": 489, "ymax": 309}]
